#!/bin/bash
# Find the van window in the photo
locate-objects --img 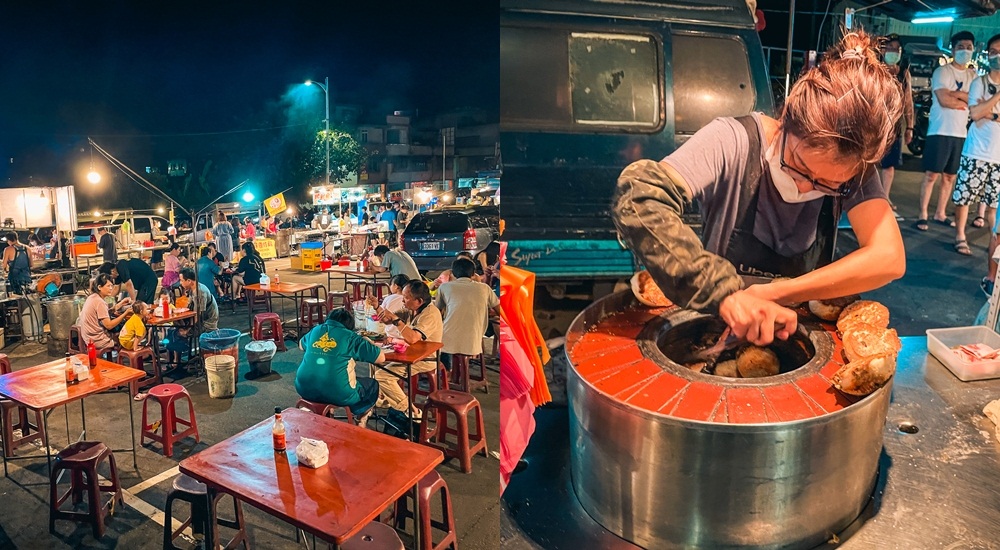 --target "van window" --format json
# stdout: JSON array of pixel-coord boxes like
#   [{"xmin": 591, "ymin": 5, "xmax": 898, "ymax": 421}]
[
  {"xmin": 132, "ymin": 218, "xmax": 151, "ymax": 234},
  {"xmin": 671, "ymin": 32, "xmax": 755, "ymax": 135},
  {"xmin": 405, "ymin": 212, "xmax": 469, "ymax": 234},
  {"xmin": 501, "ymin": 26, "xmax": 661, "ymax": 131}
]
